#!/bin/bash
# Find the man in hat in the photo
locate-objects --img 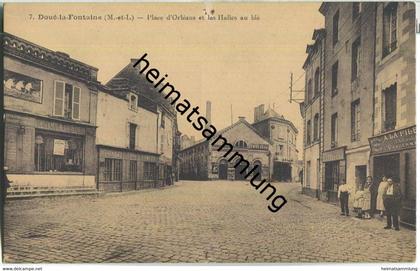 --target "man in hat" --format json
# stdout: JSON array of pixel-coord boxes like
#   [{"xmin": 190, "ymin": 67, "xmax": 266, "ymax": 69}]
[{"xmin": 383, "ymin": 178, "xmax": 402, "ymax": 231}]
